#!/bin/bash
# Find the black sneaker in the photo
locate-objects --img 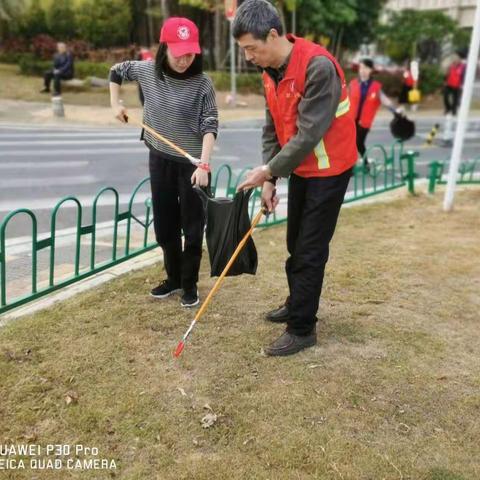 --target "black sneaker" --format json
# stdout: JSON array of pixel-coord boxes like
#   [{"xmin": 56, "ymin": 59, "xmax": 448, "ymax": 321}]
[
  {"xmin": 150, "ymin": 280, "xmax": 181, "ymax": 299},
  {"xmin": 181, "ymin": 289, "xmax": 199, "ymax": 308},
  {"xmin": 40, "ymin": 88, "xmax": 50, "ymax": 93}
]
